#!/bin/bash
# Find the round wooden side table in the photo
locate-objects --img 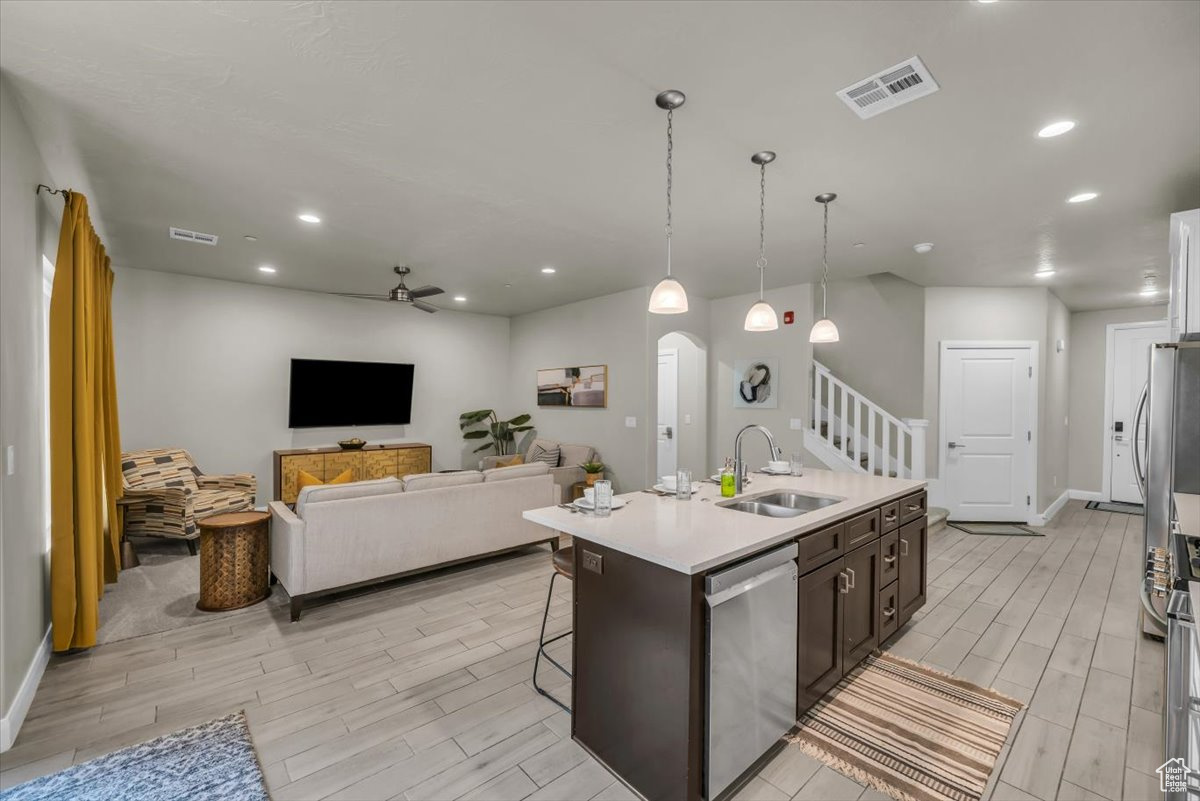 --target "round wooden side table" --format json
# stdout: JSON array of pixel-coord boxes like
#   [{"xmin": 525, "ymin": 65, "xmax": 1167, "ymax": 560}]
[{"xmin": 196, "ymin": 510, "xmax": 271, "ymax": 612}]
